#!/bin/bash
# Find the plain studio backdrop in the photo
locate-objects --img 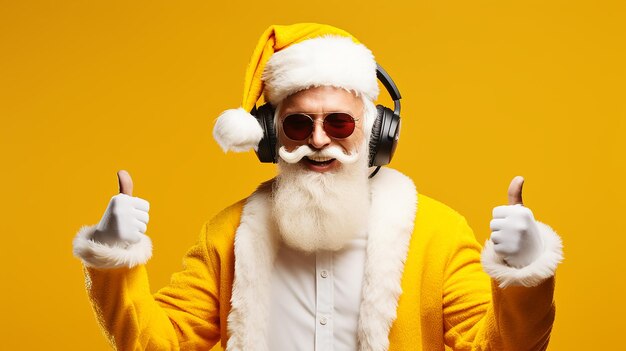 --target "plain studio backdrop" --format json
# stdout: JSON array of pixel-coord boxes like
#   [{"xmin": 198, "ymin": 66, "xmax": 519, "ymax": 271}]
[{"xmin": 0, "ymin": 1, "xmax": 624, "ymax": 350}]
